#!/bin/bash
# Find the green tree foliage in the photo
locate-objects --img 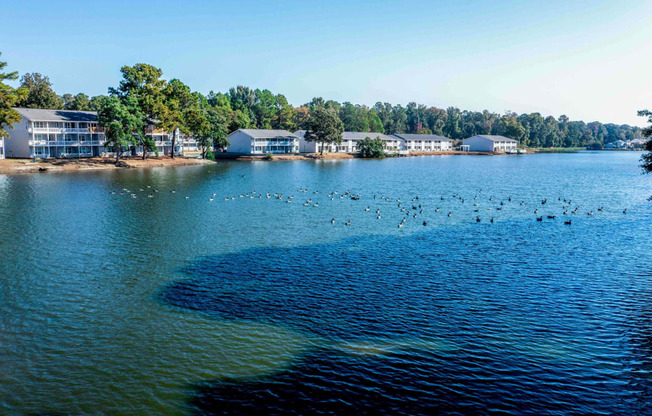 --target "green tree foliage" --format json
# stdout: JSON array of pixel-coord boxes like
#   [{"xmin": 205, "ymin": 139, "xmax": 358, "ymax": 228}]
[
  {"xmin": 63, "ymin": 93, "xmax": 92, "ymax": 111},
  {"xmin": 16, "ymin": 72, "xmax": 63, "ymax": 109},
  {"xmin": 88, "ymin": 95, "xmax": 104, "ymax": 111},
  {"xmin": 358, "ymin": 137, "xmax": 385, "ymax": 158},
  {"xmin": 0, "ymin": 53, "xmax": 27, "ymax": 138},
  {"xmin": 96, "ymin": 95, "xmax": 144, "ymax": 162},
  {"xmin": 293, "ymin": 105, "xmax": 311, "ymax": 130},
  {"xmin": 185, "ymin": 98, "xmax": 230, "ymax": 158},
  {"xmin": 110, "ymin": 63, "xmax": 166, "ymax": 160},
  {"xmin": 638, "ymin": 109, "xmax": 652, "ymax": 173},
  {"xmin": 70, "ymin": 93, "xmax": 91, "ymax": 111},
  {"xmin": 160, "ymin": 79, "xmax": 196, "ymax": 158},
  {"xmin": 304, "ymin": 106, "xmax": 344, "ymax": 155},
  {"xmin": 273, "ymin": 94, "xmax": 296, "ymax": 131}
]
